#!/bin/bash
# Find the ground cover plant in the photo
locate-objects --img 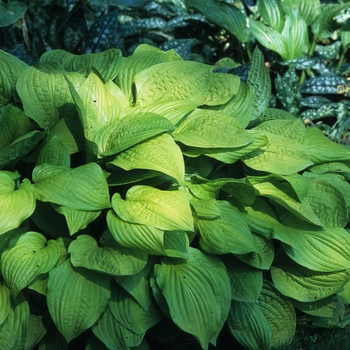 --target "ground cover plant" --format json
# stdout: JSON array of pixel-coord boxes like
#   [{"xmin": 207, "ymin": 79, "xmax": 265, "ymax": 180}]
[{"xmin": 1, "ymin": 0, "xmax": 350, "ymax": 349}]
